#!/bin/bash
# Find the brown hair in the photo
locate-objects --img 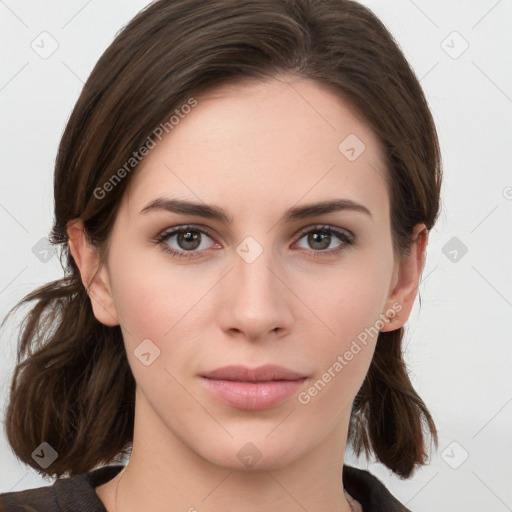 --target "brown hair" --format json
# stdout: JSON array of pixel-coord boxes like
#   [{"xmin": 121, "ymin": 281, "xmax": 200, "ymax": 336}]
[{"xmin": 3, "ymin": 0, "xmax": 441, "ymax": 479}]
